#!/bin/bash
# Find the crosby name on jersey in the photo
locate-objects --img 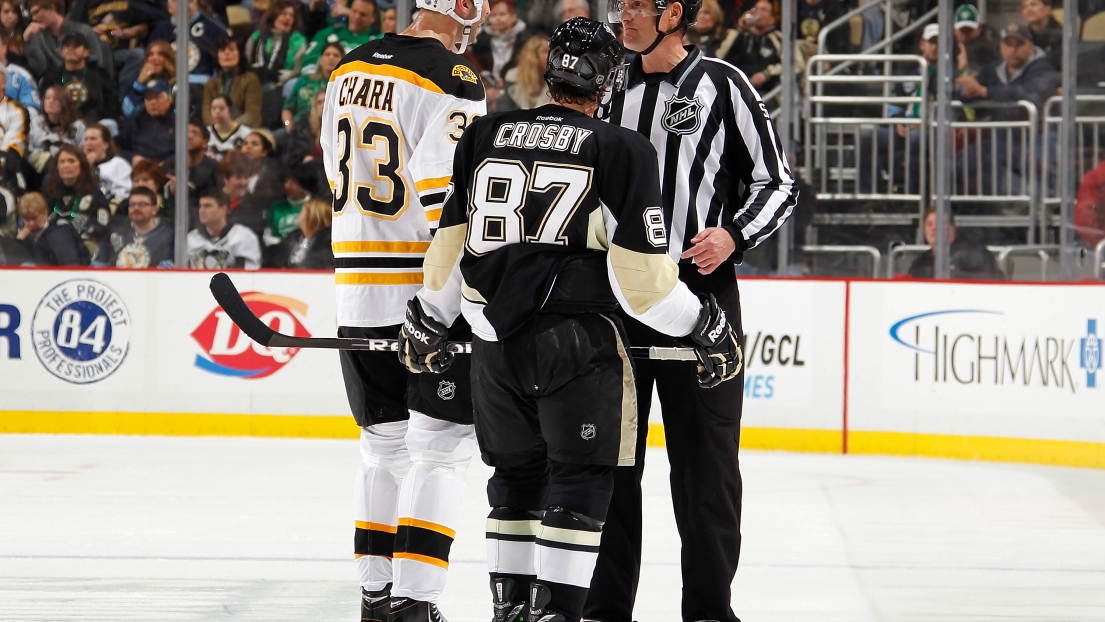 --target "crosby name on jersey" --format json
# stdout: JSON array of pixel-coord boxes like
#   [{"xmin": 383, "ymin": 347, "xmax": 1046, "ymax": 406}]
[{"xmin": 321, "ymin": 34, "xmax": 485, "ymax": 327}]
